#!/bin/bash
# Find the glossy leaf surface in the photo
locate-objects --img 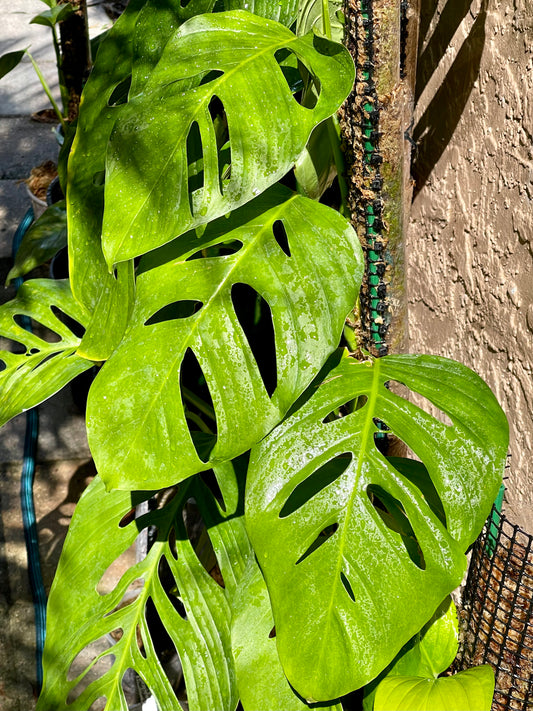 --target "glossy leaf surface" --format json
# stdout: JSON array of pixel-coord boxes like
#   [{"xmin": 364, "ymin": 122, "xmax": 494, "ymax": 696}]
[
  {"xmin": 87, "ymin": 187, "xmax": 362, "ymax": 490},
  {"xmin": 232, "ymin": 557, "xmax": 342, "ymax": 711},
  {"xmin": 68, "ymin": 0, "xmax": 214, "ymax": 359},
  {"xmin": 374, "ymin": 665, "xmax": 495, "ymax": 711},
  {"xmin": 102, "ymin": 11, "xmax": 354, "ymax": 264},
  {"xmin": 0, "ymin": 279, "xmax": 92, "ymax": 426},
  {"xmin": 246, "ymin": 354, "xmax": 508, "ymax": 700},
  {"xmin": 38, "ymin": 474, "xmax": 239, "ymax": 711}
]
